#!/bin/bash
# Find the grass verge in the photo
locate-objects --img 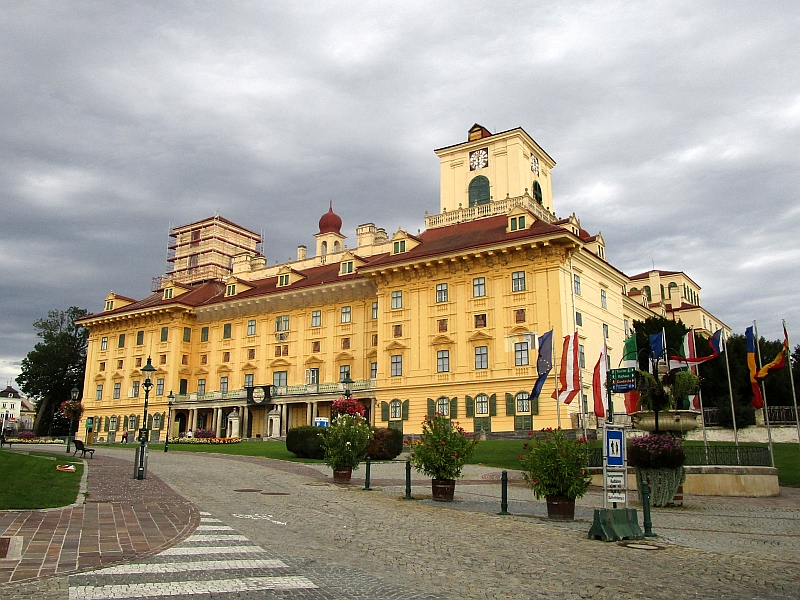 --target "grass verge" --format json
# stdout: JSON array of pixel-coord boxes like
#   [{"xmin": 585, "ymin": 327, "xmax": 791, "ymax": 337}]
[{"xmin": 0, "ymin": 451, "xmax": 84, "ymax": 509}]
